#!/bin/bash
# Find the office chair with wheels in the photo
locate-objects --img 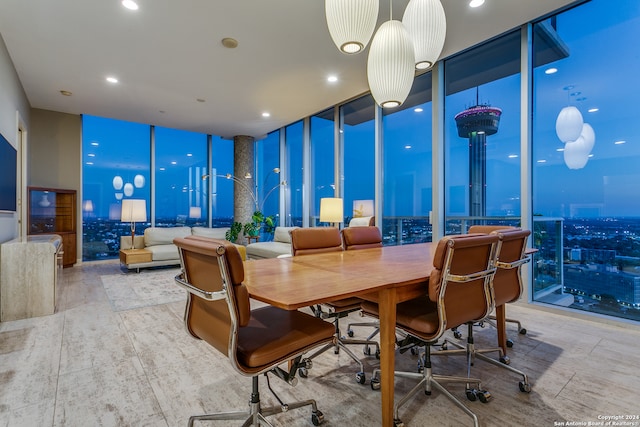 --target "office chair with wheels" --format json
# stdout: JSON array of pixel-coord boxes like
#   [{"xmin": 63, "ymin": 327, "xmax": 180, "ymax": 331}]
[
  {"xmin": 290, "ymin": 227, "xmax": 380, "ymax": 385},
  {"xmin": 467, "ymin": 225, "xmax": 528, "ymax": 343},
  {"xmin": 173, "ymin": 236, "xmax": 335, "ymax": 427},
  {"xmin": 341, "ymin": 226, "xmax": 383, "ymax": 353},
  {"xmin": 439, "ymin": 228, "xmax": 533, "ymax": 393},
  {"xmin": 367, "ymin": 233, "xmax": 500, "ymax": 427}
]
